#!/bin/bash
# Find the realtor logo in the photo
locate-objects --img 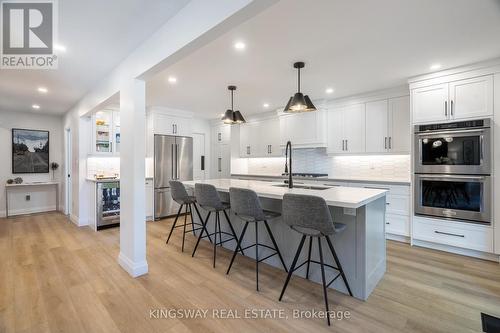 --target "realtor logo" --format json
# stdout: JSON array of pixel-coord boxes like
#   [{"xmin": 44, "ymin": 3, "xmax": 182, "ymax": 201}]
[{"xmin": 1, "ymin": 0, "xmax": 58, "ymax": 69}]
